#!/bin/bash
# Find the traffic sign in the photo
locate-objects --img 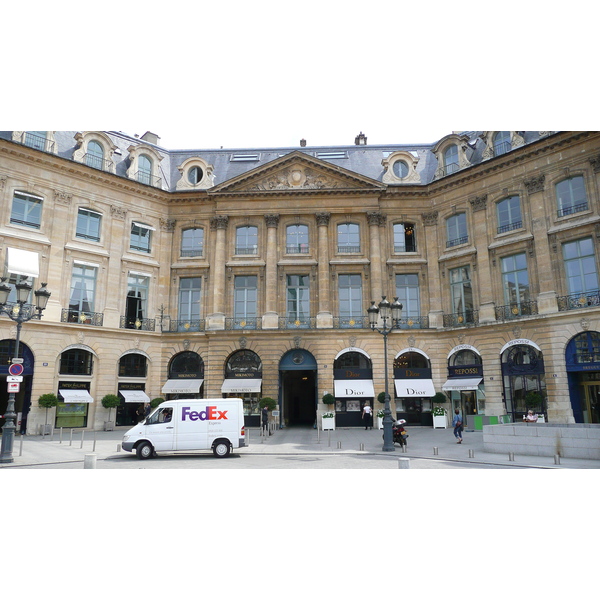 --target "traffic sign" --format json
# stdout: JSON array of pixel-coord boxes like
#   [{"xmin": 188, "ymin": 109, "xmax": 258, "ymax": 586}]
[
  {"xmin": 7, "ymin": 382, "xmax": 20, "ymax": 393},
  {"xmin": 7, "ymin": 376, "xmax": 23, "ymax": 383},
  {"xmin": 8, "ymin": 363, "xmax": 24, "ymax": 376}
]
